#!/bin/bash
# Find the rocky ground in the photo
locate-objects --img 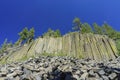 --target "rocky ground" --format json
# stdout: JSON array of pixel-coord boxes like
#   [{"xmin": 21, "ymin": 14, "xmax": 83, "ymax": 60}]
[{"xmin": 0, "ymin": 56, "xmax": 120, "ymax": 80}]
